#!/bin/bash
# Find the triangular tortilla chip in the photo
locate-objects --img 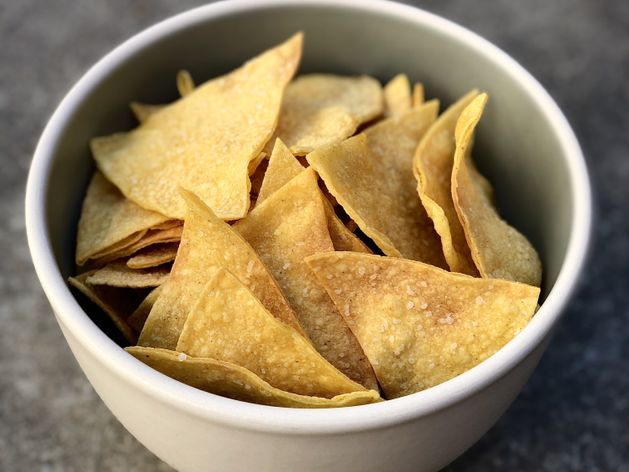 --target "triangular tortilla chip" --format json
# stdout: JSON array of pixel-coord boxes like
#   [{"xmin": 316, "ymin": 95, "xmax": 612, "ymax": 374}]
[
  {"xmin": 127, "ymin": 285, "xmax": 164, "ymax": 335},
  {"xmin": 412, "ymin": 83, "xmax": 425, "ymax": 108},
  {"xmin": 235, "ymin": 169, "xmax": 378, "ymax": 389},
  {"xmin": 257, "ymin": 139, "xmax": 304, "ymax": 203},
  {"xmin": 452, "ymin": 94, "xmax": 542, "ymax": 286},
  {"xmin": 75, "ymin": 172, "xmax": 170, "ymax": 265},
  {"xmin": 126, "ymin": 243, "xmax": 179, "ymax": 269},
  {"xmin": 126, "ymin": 347, "xmax": 381, "ymax": 408},
  {"xmin": 306, "ymin": 252, "xmax": 540, "ymax": 398},
  {"xmin": 68, "ymin": 272, "xmax": 138, "ymax": 343},
  {"xmin": 308, "ymin": 102, "xmax": 447, "ymax": 267},
  {"xmin": 130, "ymin": 102, "xmax": 165, "ymax": 124},
  {"xmin": 176, "ymin": 69, "xmax": 195, "ymax": 97},
  {"xmin": 177, "ymin": 269, "xmax": 367, "ymax": 397},
  {"xmin": 413, "ymin": 90, "xmax": 480, "ymax": 275},
  {"xmin": 86, "ymin": 262, "xmax": 170, "ymax": 288},
  {"xmin": 384, "ymin": 74, "xmax": 411, "ymax": 117},
  {"xmin": 138, "ymin": 189, "xmax": 303, "ymax": 349},
  {"xmin": 266, "ymin": 74, "xmax": 383, "ymax": 155},
  {"xmin": 93, "ymin": 33, "xmax": 303, "ymax": 220}
]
